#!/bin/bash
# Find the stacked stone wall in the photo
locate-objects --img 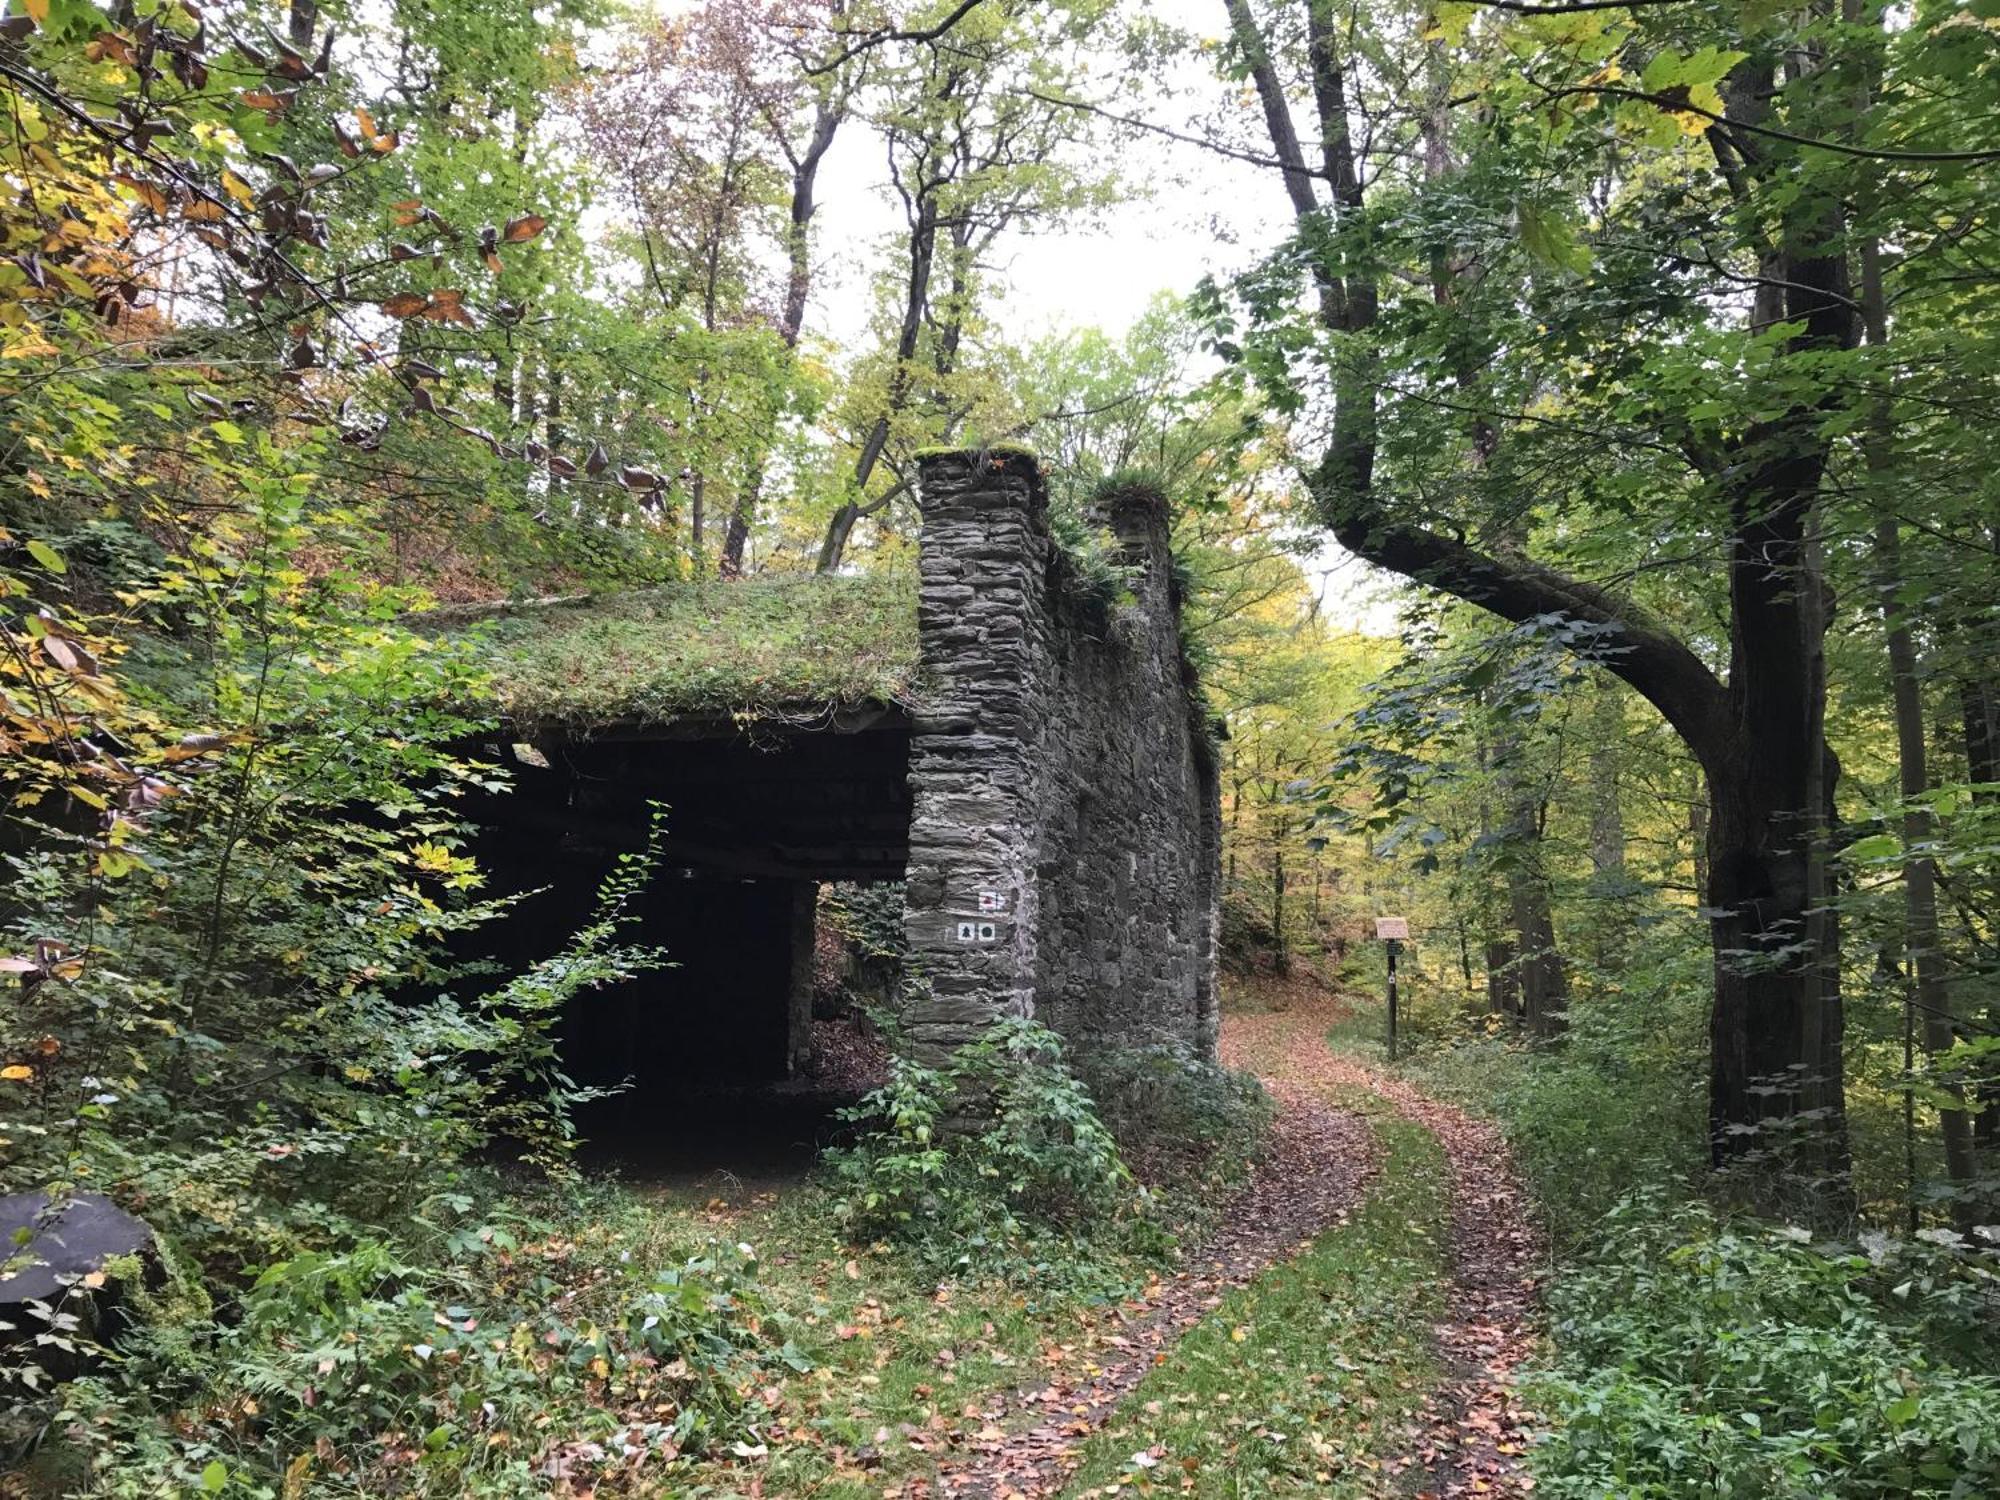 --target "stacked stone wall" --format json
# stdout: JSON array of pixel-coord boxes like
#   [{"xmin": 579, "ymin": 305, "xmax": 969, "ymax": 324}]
[{"xmin": 901, "ymin": 450, "xmax": 1220, "ymax": 1064}]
